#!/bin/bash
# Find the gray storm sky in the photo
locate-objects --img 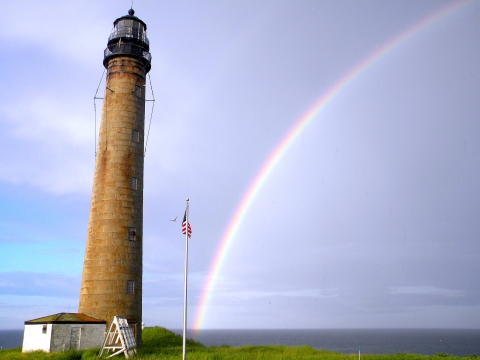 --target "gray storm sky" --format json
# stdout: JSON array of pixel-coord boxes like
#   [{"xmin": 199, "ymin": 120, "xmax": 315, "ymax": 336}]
[{"xmin": 0, "ymin": 0, "xmax": 479, "ymax": 330}]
